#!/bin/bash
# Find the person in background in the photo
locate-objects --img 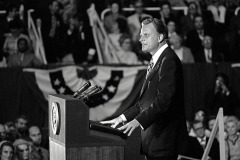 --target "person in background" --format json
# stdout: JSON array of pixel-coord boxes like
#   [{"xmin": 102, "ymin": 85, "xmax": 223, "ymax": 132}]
[
  {"xmin": 13, "ymin": 139, "xmax": 31, "ymax": 160},
  {"xmin": 169, "ymin": 33, "xmax": 194, "ymax": 63},
  {"xmin": 7, "ymin": 38, "xmax": 42, "ymax": 67},
  {"xmin": 159, "ymin": 1, "xmax": 179, "ymax": 27},
  {"xmin": 0, "ymin": 141, "xmax": 14, "ymax": 160},
  {"xmin": 14, "ymin": 116, "xmax": 28, "ymax": 140},
  {"xmin": 194, "ymin": 35, "xmax": 224, "ymax": 63},
  {"xmin": 166, "ymin": 20, "xmax": 177, "ymax": 38},
  {"xmin": 3, "ymin": 122, "xmax": 16, "ymax": 143},
  {"xmin": 3, "ymin": 18, "xmax": 31, "ymax": 58},
  {"xmin": 116, "ymin": 34, "xmax": 143, "ymax": 64},
  {"xmin": 205, "ymin": 72, "xmax": 240, "ymax": 117},
  {"xmin": 28, "ymin": 126, "xmax": 49, "ymax": 160},
  {"xmin": 225, "ymin": 116, "xmax": 240, "ymax": 160},
  {"xmin": 127, "ymin": 0, "xmax": 152, "ymax": 43},
  {"xmin": 0, "ymin": 125, "xmax": 7, "ymax": 142},
  {"xmin": 104, "ymin": 1, "xmax": 126, "ymax": 34},
  {"xmin": 102, "ymin": 18, "xmax": 188, "ymax": 160}
]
